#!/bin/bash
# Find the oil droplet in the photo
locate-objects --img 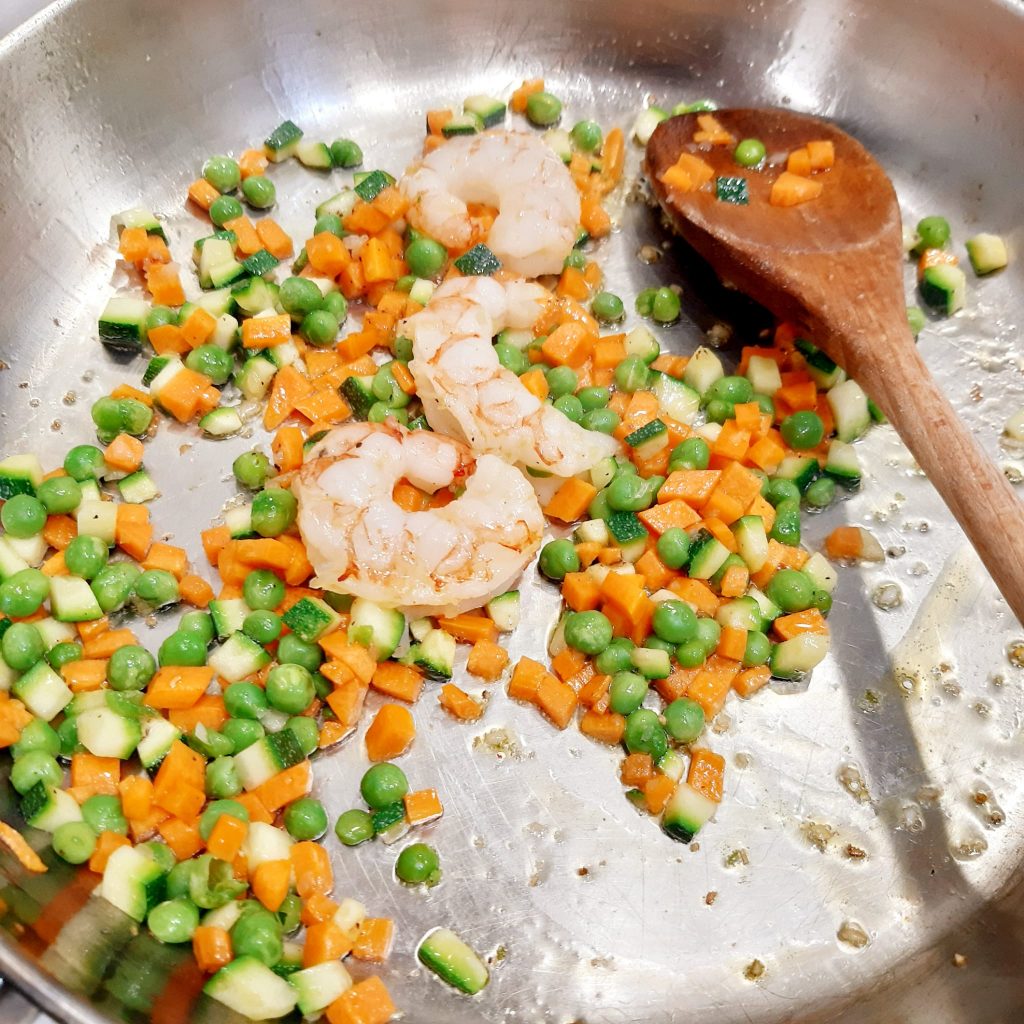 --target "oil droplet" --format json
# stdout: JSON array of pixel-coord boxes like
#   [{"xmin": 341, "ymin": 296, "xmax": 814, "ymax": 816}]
[
  {"xmin": 636, "ymin": 244, "xmax": 661, "ymax": 264},
  {"xmin": 743, "ymin": 959, "xmax": 766, "ymax": 981},
  {"xmin": 950, "ymin": 832, "xmax": 988, "ymax": 860},
  {"xmin": 1006, "ymin": 641, "xmax": 1024, "ymax": 668},
  {"xmin": 837, "ymin": 763, "xmax": 871, "ymax": 803},
  {"xmin": 871, "ymin": 582, "xmax": 903, "ymax": 610},
  {"xmin": 800, "ymin": 820, "xmax": 837, "ymax": 852},
  {"xmin": 837, "ymin": 920, "xmax": 870, "ymax": 949}
]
